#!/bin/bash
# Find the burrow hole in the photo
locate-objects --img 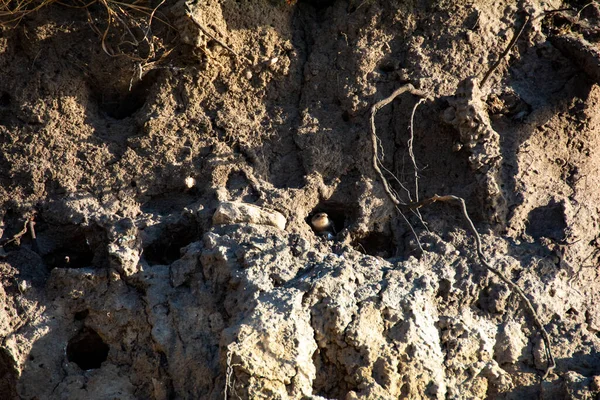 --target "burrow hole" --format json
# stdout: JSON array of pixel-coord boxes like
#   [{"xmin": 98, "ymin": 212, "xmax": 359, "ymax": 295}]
[
  {"xmin": 307, "ymin": 201, "xmax": 358, "ymax": 236},
  {"xmin": 143, "ymin": 219, "xmax": 199, "ymax": 265},
  {"xmin": 352, "ymin": 231, "xmax": 395, "ymax": 258},
  {"xmin": 0, "ymin": 92, "xmax": 10, "ymax": 107},
  {"xmin": 97, "ymin": 69, "xmax": 160, "ymax": 120},
  {"xmin": 66, "ymin": 327, "xmax": 109, "ymax": 370},
  {"xmin": 37, "ymin": 223, "xmax": 106, "ymax": 270},
  {"xmin": 74, "ymin": 309, "xmax": 89, "ymax": 321}
]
